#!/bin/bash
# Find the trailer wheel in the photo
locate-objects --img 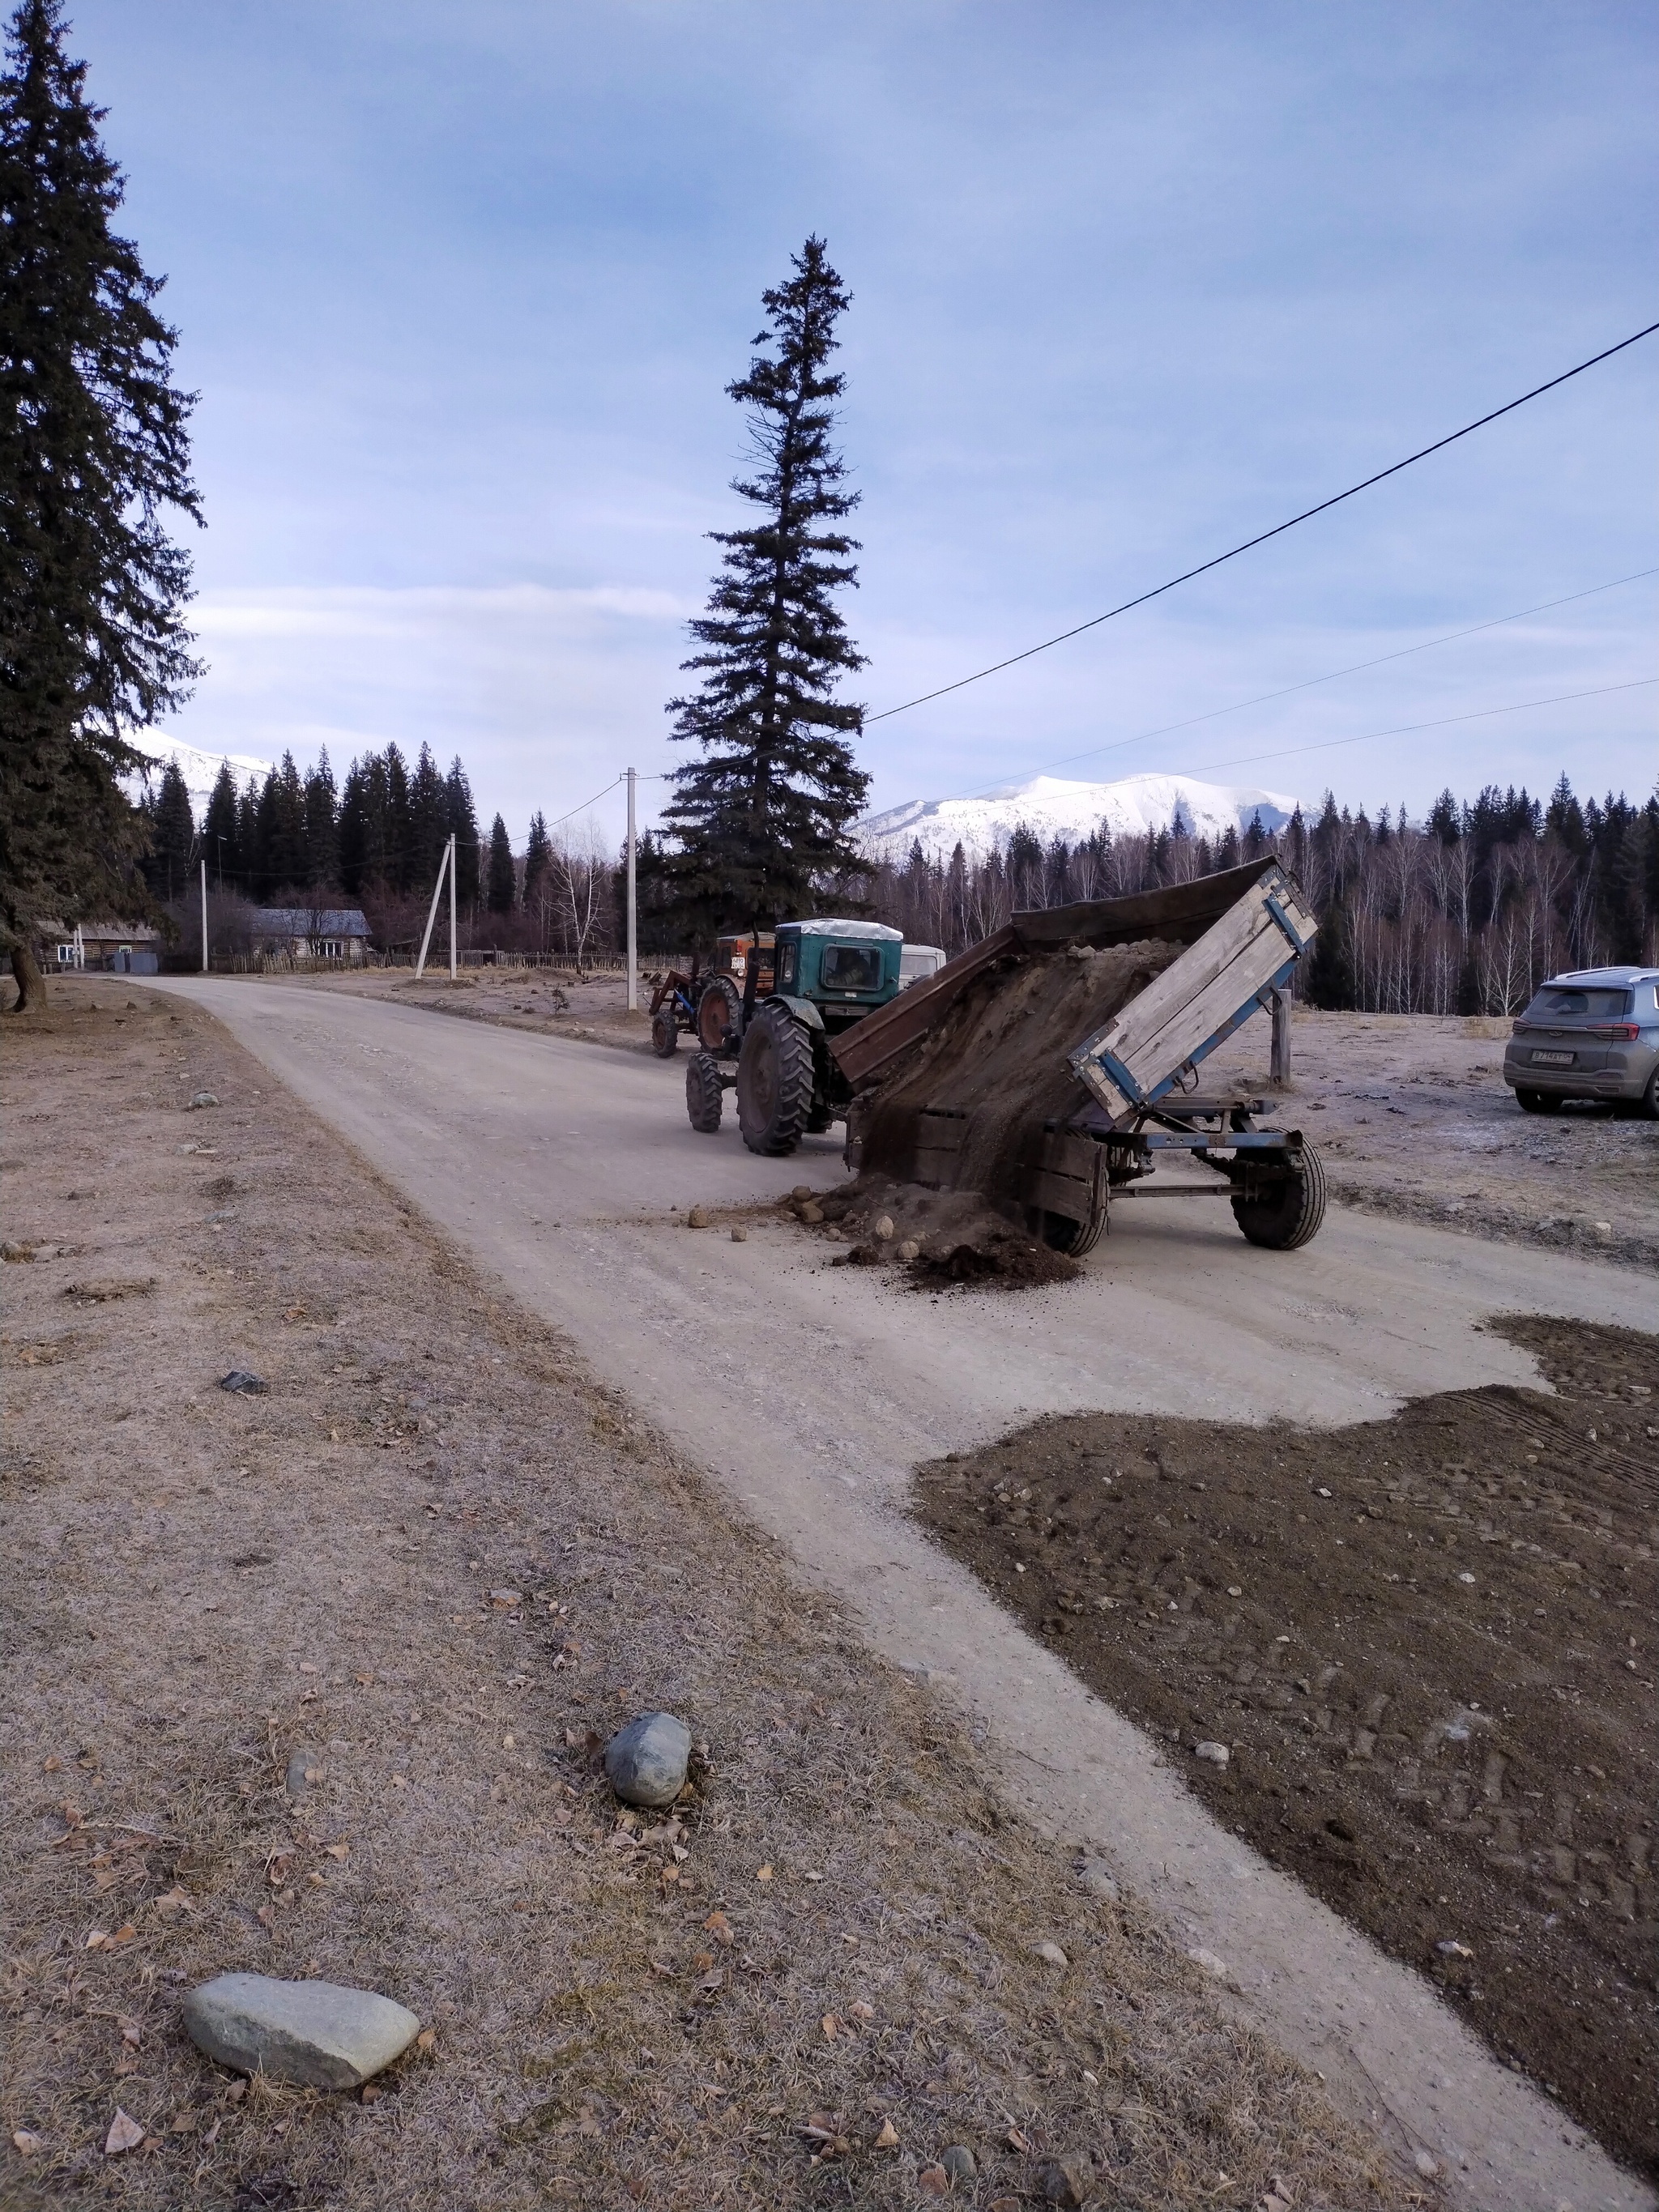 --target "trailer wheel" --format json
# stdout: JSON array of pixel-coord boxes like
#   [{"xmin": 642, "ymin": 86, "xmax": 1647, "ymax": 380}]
[
  {"xmin": 1231, "ymin": 1142, "xmax": 1326, "ymax": 1250},
  {"xmin": 650, "ymin": 1005, "xmax": 680, "ymax": 1057},
  {"xmin": 685, "ymin": 1051, "xmax": 724, "ymax": 1134},
  {"xmin": 697, "ymin": 976, "xmax": 744, "ymax": 1053},
  {"xmin": 736, "ymin": 1004, "xmax": 814, "ymax": 1156}
]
